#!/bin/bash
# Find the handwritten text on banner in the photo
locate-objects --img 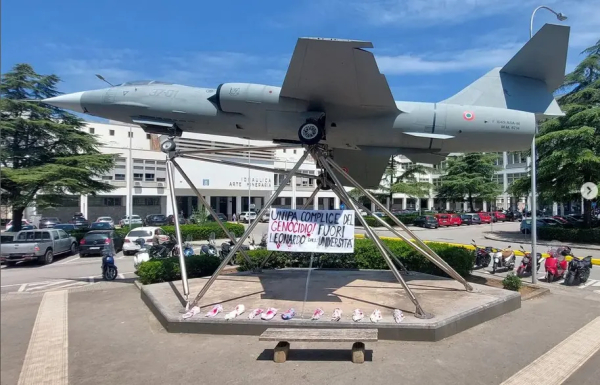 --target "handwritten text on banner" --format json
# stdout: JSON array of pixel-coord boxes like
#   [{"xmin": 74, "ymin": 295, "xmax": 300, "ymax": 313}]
[{"xmin": 267, "ymin": 208, "xmax": 355, "ymax": 253}]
